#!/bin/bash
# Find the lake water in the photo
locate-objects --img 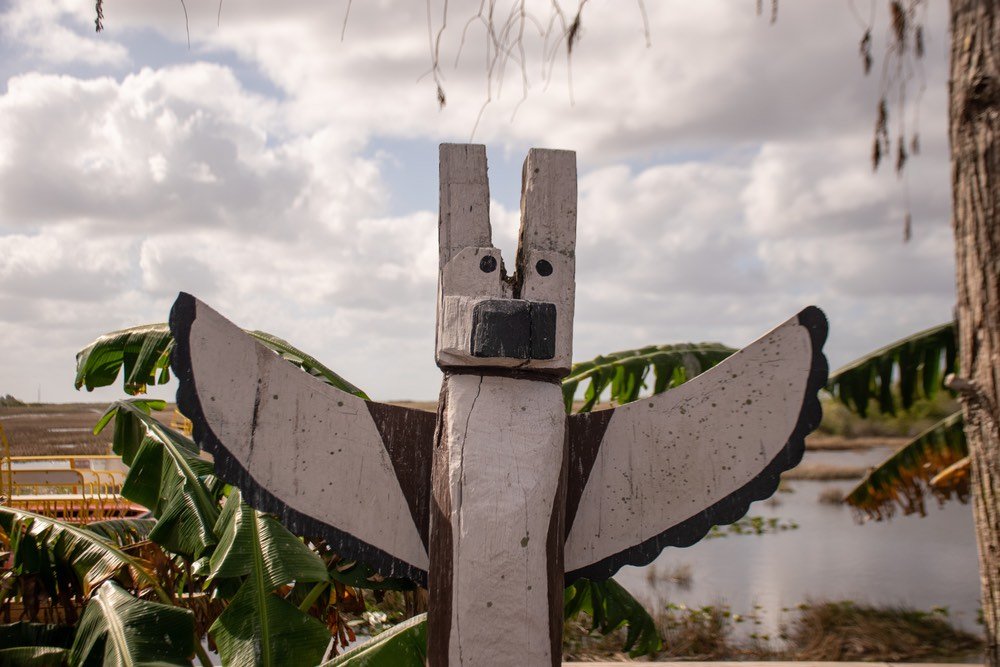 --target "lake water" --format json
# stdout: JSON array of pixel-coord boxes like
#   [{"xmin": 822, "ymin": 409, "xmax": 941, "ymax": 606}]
[{"xmin": 614, "ymin": 445, "xmax": 983, "ymax": 635}]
